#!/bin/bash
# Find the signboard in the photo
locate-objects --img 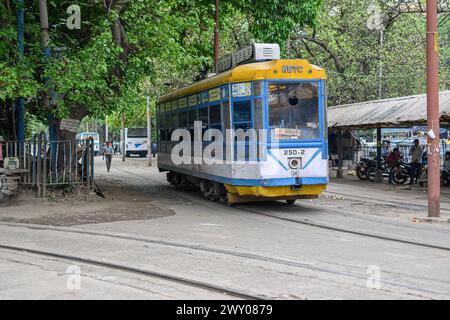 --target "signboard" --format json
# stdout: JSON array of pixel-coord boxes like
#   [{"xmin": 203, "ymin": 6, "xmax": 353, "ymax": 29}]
[
  {"xmin": 209, "ymin": 88, "xmax": 221, "ymax": 102},
  {"xmin": 199, "ymin": 92, "xmax": 209, "ymax": 104},
  {"xmin": 232, "ymin": 82, "xmax": 251, "ymax": 97},
  {"xmin": 60, "ymin": 119, "xmax": 80, "ymax": 132},
  {"xmin": 188, "ymin": 95, "xmax": 197, "ymax": 107},
  {"xmin": 221, "ymin": 85, "xmax": 229, "ymax": 99},
  {"xmin": 178, "ymin": 98, "xmax": 187, "ymax": 109},
  {"xmin": 4, "ymin": 157, "xmax": 19, "ymax": 170}
]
